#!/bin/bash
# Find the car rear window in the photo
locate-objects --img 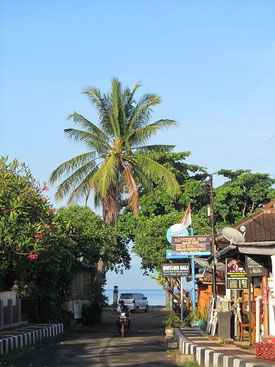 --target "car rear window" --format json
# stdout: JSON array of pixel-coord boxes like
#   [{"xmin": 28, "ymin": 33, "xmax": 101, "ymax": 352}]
[{"xmin": 120, "ymin": 294, "xmax": 133, "ymax": 299}]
